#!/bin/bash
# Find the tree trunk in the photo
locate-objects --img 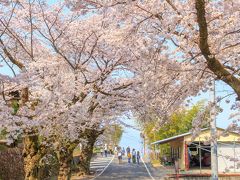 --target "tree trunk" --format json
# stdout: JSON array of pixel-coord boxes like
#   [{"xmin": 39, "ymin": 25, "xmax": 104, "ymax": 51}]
[
  {"xmin": 195, "ymin": 0, "xmax": 240, "ymax": 100},
  {"xmin": 58, "ymin": 150, "xmax": 72, "ymax": 180},
  {"xmin": 78, "ymin": 129, "xmax": 103, "ymax": 175},
  {"xmin": 21, "ymin": 87, "xmax": 41, "ymax": 180},
  {"xmin": 57, "ymin": 143, "xmax": 77, "ymax": 180},
  {"xmin": 78, "ymin": 141, "xmax": 95, "ymax": 175},
  {"xmin": 22, "ymin": 135, "xmax": 40, "ymax": 180}
]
